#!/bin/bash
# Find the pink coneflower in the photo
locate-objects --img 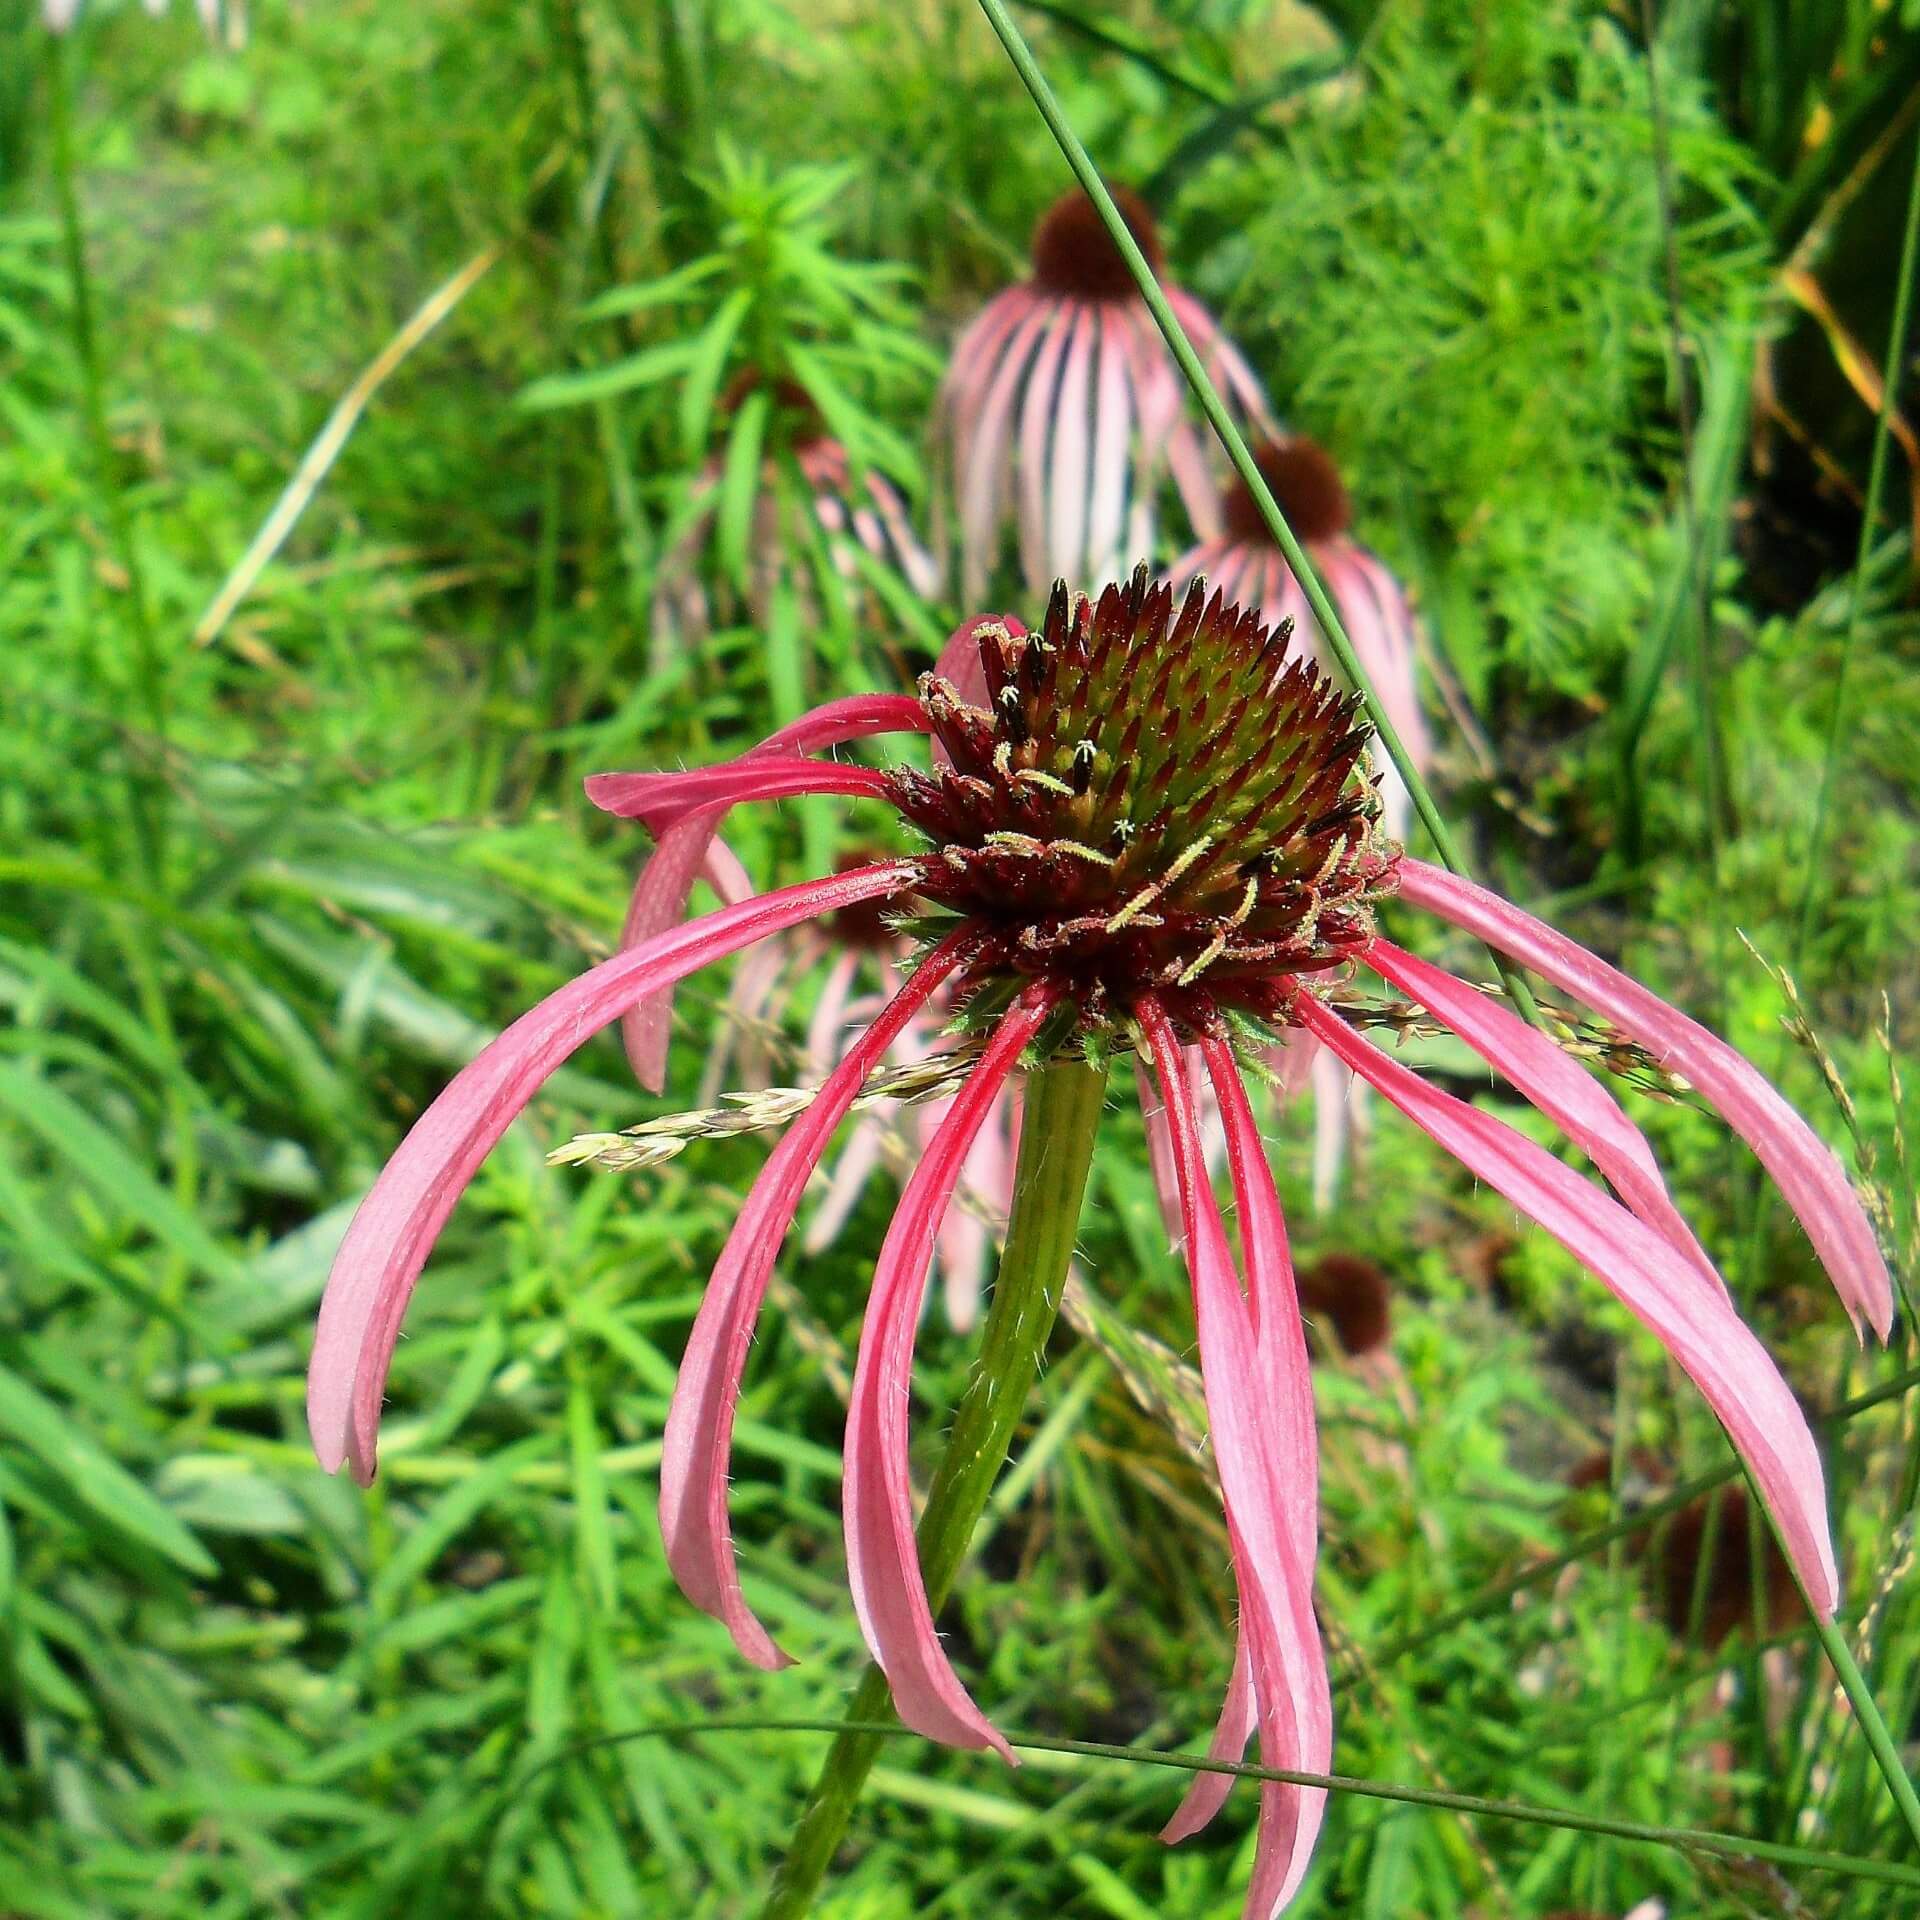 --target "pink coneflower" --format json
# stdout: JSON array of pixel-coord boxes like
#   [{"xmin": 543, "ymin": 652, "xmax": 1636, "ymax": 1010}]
[
  {"xmin": 939, "ymin": 188, "xmax": 1276, "ymax": 601},
  {"xmin": 654, "ymin": 373, "xmax": 937, "ymax": 663},
  {"xmin": 308, "ymin": 572, "xmax": 1888, "ymax": 1917}
]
